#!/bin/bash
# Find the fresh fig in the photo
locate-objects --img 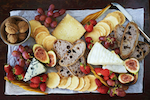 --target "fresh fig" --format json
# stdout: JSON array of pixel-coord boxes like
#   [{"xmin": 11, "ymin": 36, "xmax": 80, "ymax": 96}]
[
  {"xmin": 33, "ymin": 44, "xmax": 43, "ymax": 53},
  {"xmin": 124, "ymin": 58, "xmax": 140, "ymax": 74},
  {"xmin": 34, "ymin": 47, "xmax": 49, "ymax": 64},
  {"xmin": 118, "ymin": 73, "xmax": 134, "ymax": 84},
  {"xmin": 132, "ymin": 72, "xmax": 138, "ymax": 84},
  {"xmin": 46, "ymin": 50, "xmax": 56, "ymax": 67}
]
